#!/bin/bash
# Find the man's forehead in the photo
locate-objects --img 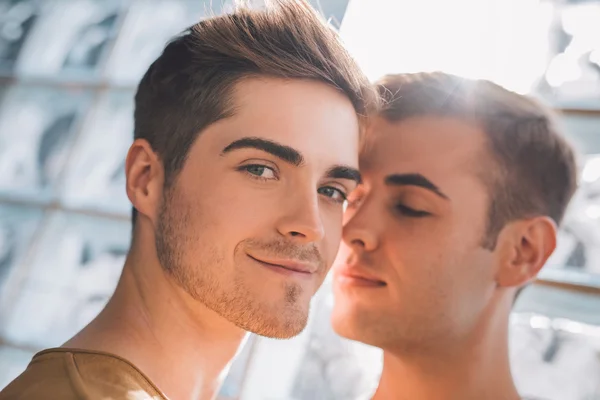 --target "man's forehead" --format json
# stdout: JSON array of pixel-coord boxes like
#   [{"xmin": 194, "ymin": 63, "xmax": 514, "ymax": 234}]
[
  {"xmin": 360, "ymin": 116, "xmax": 488, "ymax": 181},
  {"xmin": 192, "ymin": 78, "xmax": 359, "ymax": 167},
  {"xmin": 201, "ymin": 126, "xmax": 359, "ymax": 171}
]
